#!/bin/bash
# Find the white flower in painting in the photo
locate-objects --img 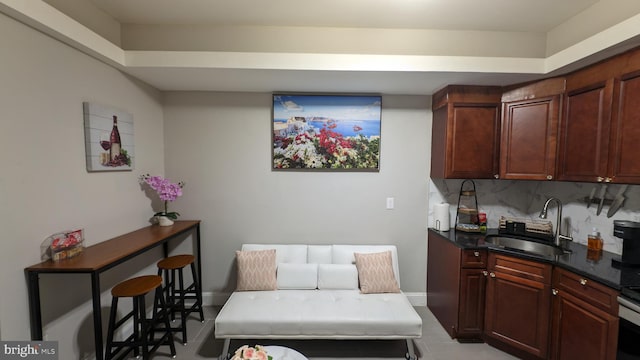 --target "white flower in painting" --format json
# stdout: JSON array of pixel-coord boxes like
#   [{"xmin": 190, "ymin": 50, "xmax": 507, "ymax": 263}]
[
  {"xmin": 305, "ymin": 154, "xmax": 325, "ymax": 168},
  {"xmin": 344, "ymin": 148, "xmax": 358, "ymax": 159}
]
